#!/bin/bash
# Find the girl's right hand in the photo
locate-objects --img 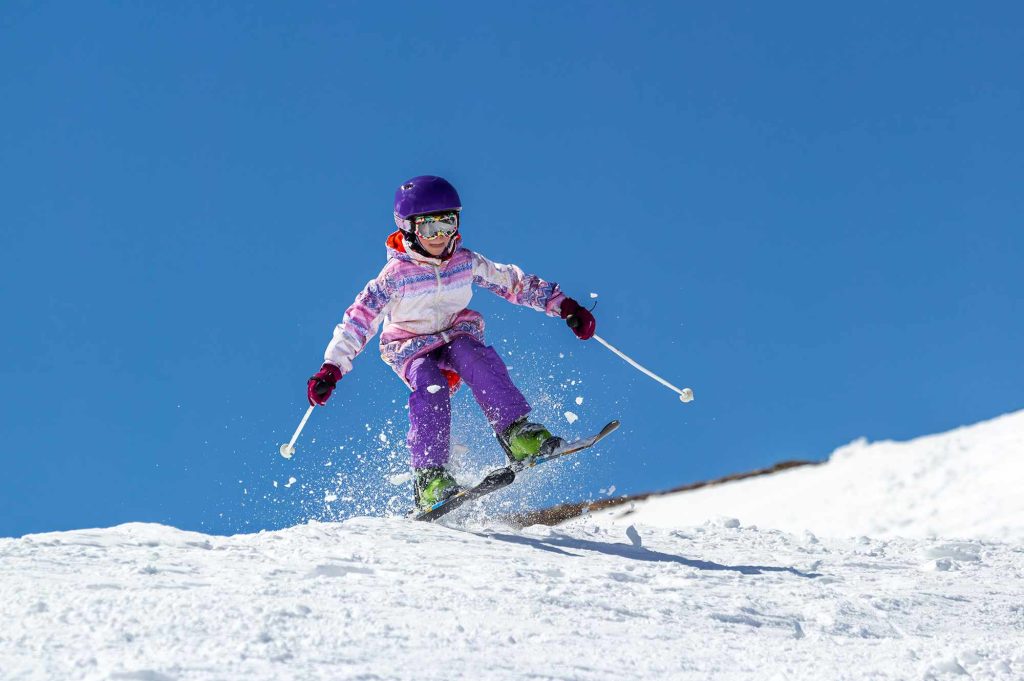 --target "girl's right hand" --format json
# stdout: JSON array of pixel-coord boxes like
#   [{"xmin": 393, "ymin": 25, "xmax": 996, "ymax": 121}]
[{"xmin": 307, "ymin": 363, "xmax": 342, "ymax": 406}]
